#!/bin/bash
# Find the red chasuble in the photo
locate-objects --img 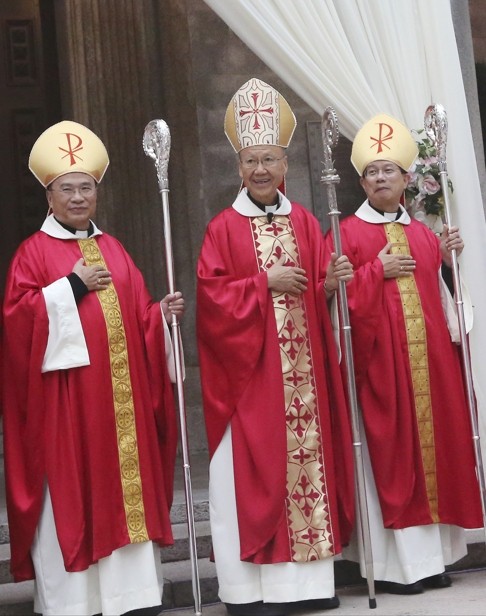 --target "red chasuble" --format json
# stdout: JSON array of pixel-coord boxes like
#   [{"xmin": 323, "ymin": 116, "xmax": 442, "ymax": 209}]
[
  {"xmin": 197, "ymin": 201, "xmax": 354, "ymax": 565},
  {"xmin": 332, "ymin": 211, "xmax": 482, "ymax": 530},
  {"xmin": 2, "ymin": 228, "xmax": 177, "ymax": 581}
]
